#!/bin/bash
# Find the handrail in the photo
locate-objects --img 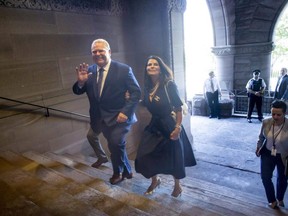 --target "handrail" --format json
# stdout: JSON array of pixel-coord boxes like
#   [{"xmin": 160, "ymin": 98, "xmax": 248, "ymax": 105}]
[{"xmin": 0, "ymin": 96, "xmax": 89, "ymax": 119}]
